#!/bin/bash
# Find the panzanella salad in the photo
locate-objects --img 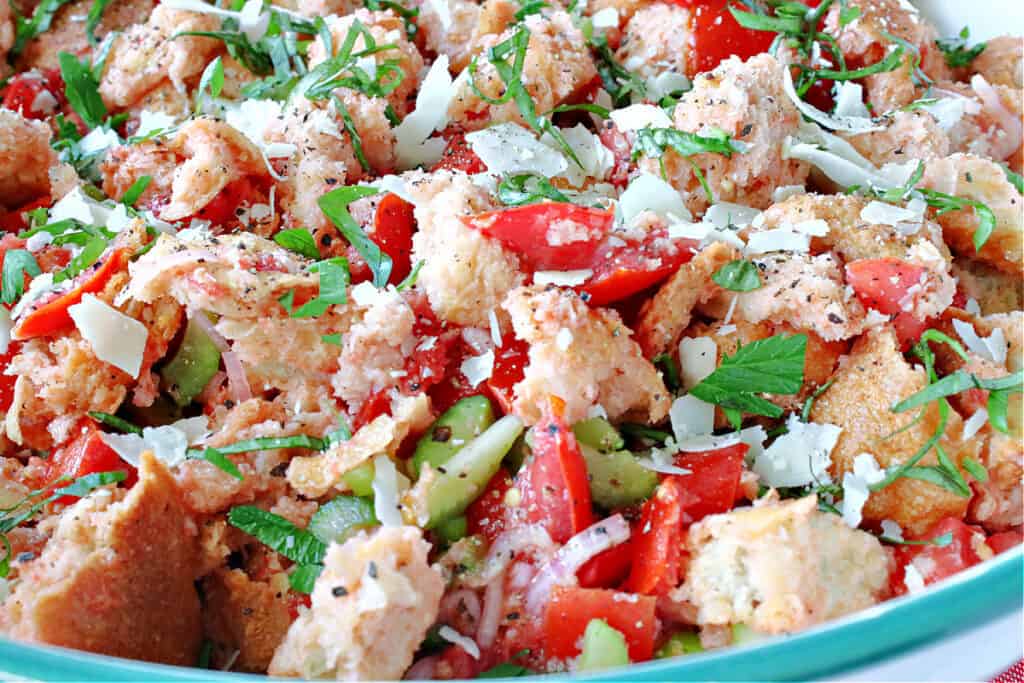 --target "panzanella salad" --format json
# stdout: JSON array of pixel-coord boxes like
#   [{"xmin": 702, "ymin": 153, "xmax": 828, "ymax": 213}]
[{"xmin": 0, "ymin": 0, "xmax": 1021, "ymax": 677}]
